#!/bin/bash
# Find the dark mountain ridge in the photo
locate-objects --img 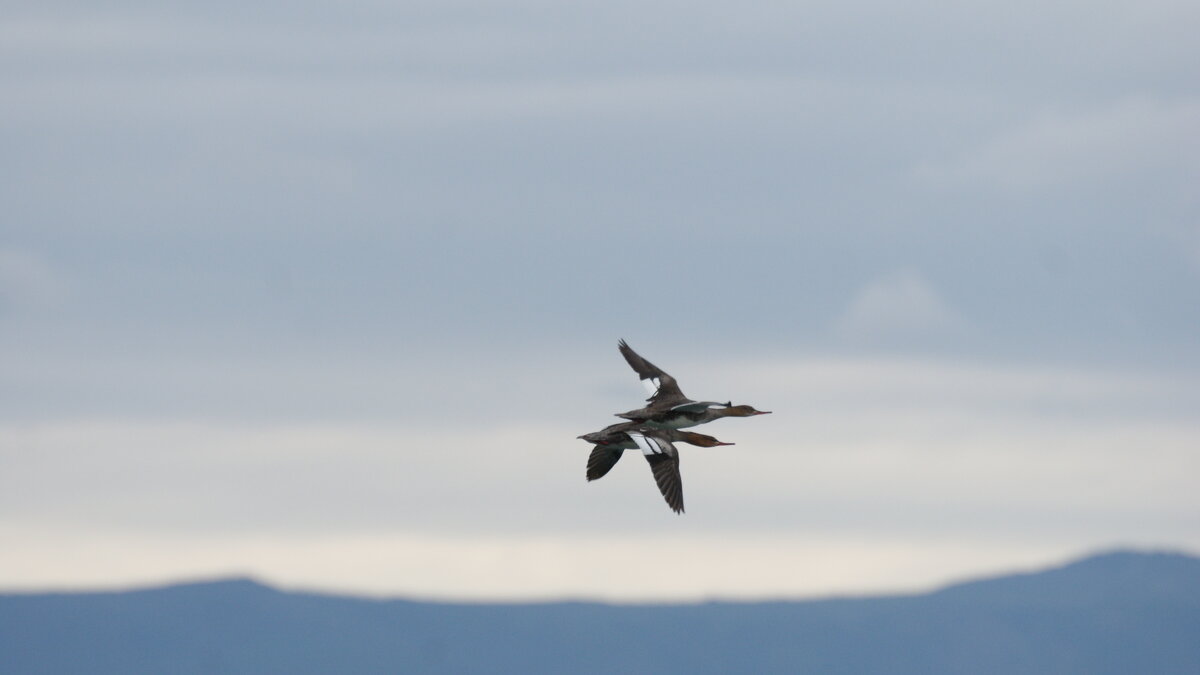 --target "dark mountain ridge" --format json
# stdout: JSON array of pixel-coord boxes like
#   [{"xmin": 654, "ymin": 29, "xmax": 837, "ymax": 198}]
[{"xmin": 3, "ymin": 549, "xmax": 1198, "ymax": 674}]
